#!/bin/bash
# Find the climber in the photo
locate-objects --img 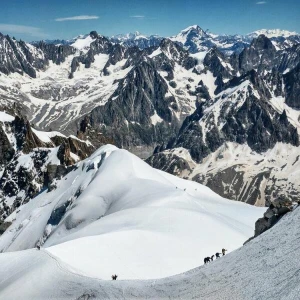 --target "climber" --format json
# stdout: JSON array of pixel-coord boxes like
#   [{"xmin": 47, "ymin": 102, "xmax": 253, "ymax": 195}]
[
  {"xmin": 204, "ymin": 257, "xmax": 211, "ymax": 264},
  {"xmin": 36, "ymin": 245, "xmax": 41, "ymax": 250},
  {"xmin": 215, "ymin": 252, "xmax": 221, "ymax": 258},
  {"xmin": 112, "ymin": 274, "xmax": 118, "ymax": 280},
  {"xmin": 210, "ymin": 255, "xmax": 214, "ymax": 261},
  {"xmin": 222, "ymin": 248, "xmax": 227, "ymax": 256}
]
